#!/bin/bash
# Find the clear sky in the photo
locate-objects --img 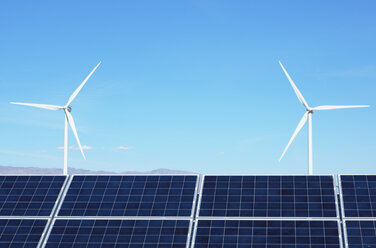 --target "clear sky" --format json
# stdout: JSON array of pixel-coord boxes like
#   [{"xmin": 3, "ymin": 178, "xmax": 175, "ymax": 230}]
[{"xmin": 0, "ymin": 0, "xmax": 375, "ymax": 174}]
